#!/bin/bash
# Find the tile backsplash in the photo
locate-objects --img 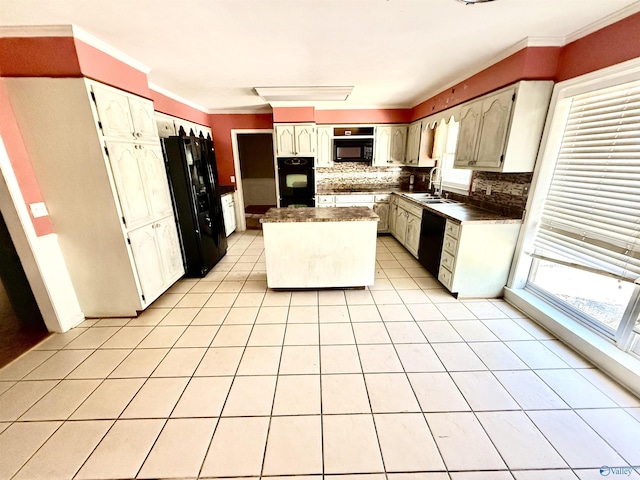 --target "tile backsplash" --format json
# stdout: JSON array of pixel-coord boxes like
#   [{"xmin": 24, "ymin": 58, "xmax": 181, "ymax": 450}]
[{"xmin": 316, "ymin": 162, "xmax": 531, "ymax": 218}]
